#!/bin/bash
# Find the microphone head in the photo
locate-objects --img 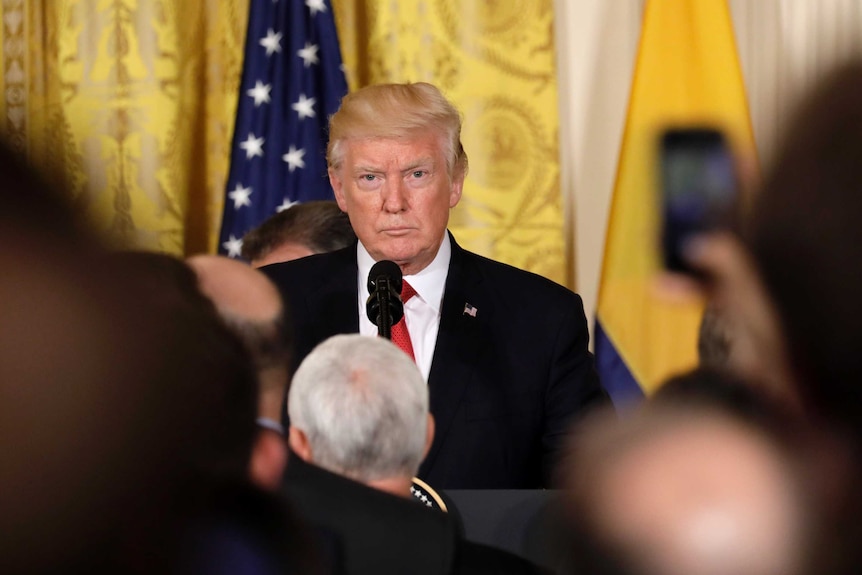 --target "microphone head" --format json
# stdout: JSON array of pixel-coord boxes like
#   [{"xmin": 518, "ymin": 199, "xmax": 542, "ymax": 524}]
[
  {"xmin": 366, "ymin": 260, "xmax": 405, "ymax": 328},
  {"xmin": 367, "ymin": 260, "xmax": 403, "ymax": 293}
]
